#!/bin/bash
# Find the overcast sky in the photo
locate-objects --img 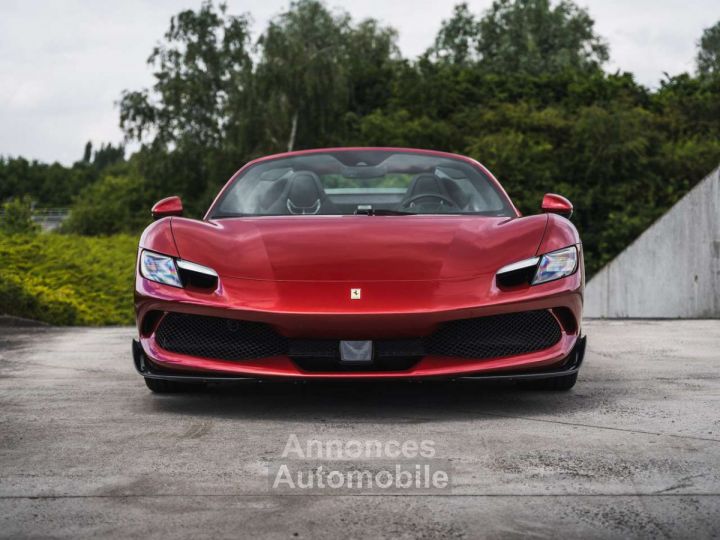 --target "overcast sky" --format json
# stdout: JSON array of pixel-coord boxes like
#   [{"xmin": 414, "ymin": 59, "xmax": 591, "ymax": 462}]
[{"xmin": 1, "ymin": 0, "xmax": 718, "ymax": 165}]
